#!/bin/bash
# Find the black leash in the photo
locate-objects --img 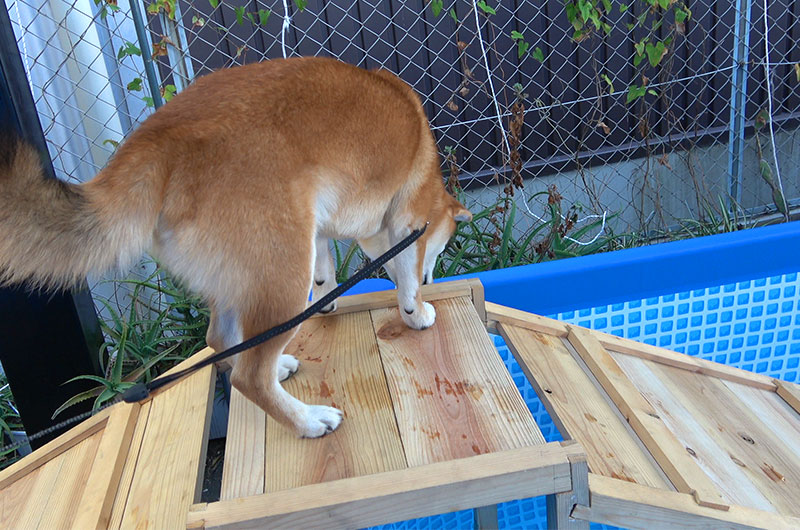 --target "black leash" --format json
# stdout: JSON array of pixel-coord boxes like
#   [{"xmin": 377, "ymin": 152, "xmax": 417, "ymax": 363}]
[
  {"xmin": 121, "ymin": 224, "xmax": 427, "ymax": 403},
  {"xmin": 0, "ymin": 225, "xmax": 426, "ymax": 456}
]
